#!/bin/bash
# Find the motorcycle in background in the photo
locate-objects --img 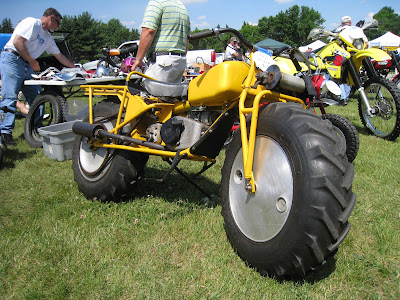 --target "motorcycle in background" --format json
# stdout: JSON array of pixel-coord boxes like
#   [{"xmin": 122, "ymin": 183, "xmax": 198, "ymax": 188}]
[
  {"xmin": 371, "ymin": 49, "xmax": 400, "ymax": 88},
  {"xmin": 271, "ymin": 46, "xmax": 360, "ymax": 162},
  {"xmin": 305, "ymin": 20, "xmax": 400, "ymax": 141}
]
